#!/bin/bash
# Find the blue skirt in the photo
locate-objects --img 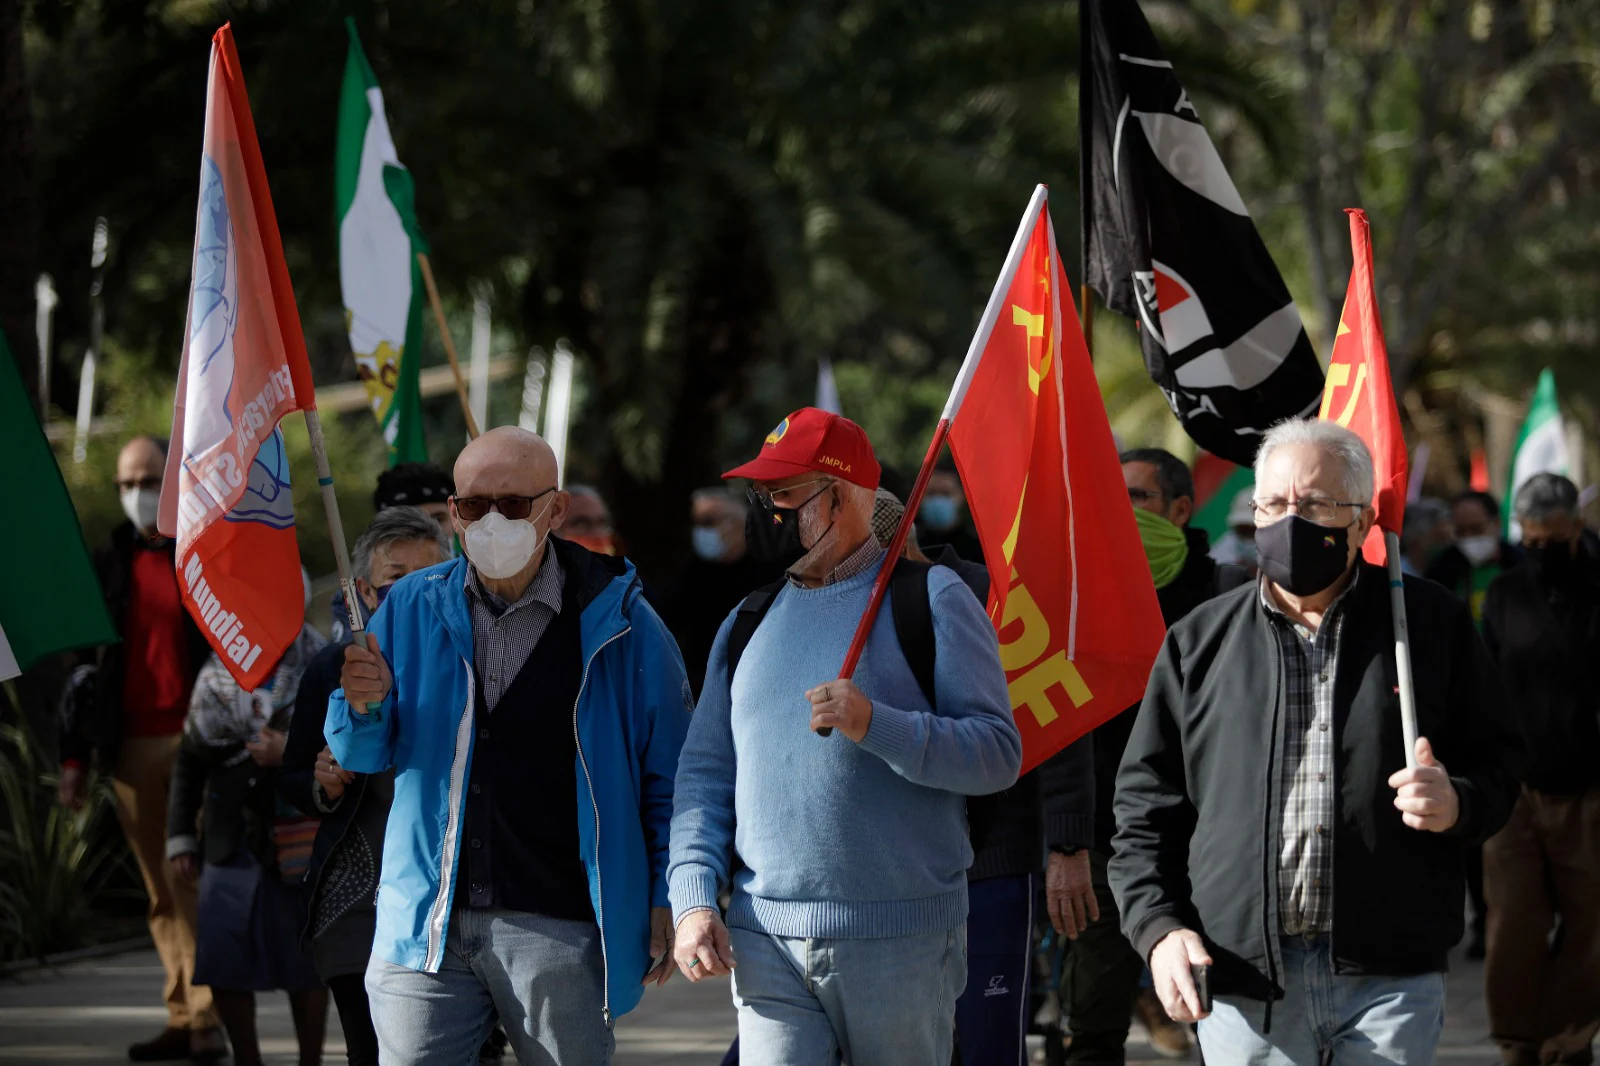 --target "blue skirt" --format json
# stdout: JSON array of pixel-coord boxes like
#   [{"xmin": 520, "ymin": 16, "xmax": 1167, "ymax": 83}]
[{"xmin": 193, "ymin": 844, "xmax": 321, "ymax": 992}]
